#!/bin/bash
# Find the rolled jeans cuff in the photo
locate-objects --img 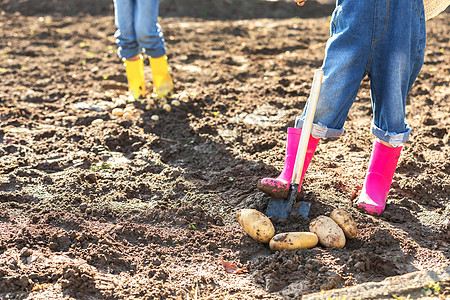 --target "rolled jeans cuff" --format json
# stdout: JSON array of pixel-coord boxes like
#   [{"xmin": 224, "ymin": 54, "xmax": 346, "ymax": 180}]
[
  {"xmin": 295, "ymin": 116, "xmax": 344, "ymax": 139},
  {"xmin": 371, "ymin": 122, "xmax": 410, "ymax": 147},
  {"xmin": 145, "ymin": 47, "xmax": 166, "ymax": 59},
  {"xmin": 118, "ymin": 47, "xmax": 142, "ymax": 60},
  {"xmin": 118, "ymin": 47, "xmax": 166, "ymax": 60}
]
